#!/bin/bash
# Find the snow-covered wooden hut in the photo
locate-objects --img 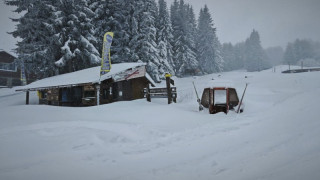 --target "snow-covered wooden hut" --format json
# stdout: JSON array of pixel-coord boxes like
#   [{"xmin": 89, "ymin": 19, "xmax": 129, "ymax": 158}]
[{"xmin": 16, "ymin": 63, "xmax": 156, "ymax": 106}]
